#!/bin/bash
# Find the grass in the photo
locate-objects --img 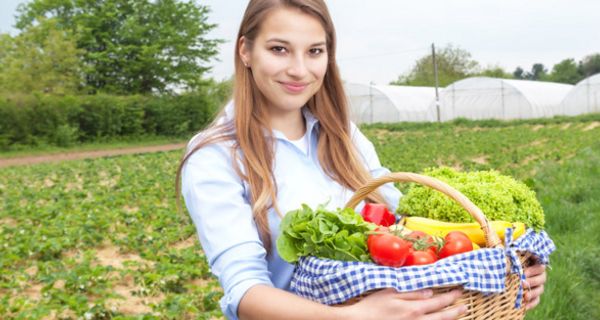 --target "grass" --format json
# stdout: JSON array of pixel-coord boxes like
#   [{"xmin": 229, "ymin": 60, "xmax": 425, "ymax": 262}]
[
  {"xmin": 524, "ymin": 144, "xmax": 600, "ymax": 320},
  {"xmin": 1, "ymin": 114, "xmax": 599, "ymax": 318}
]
